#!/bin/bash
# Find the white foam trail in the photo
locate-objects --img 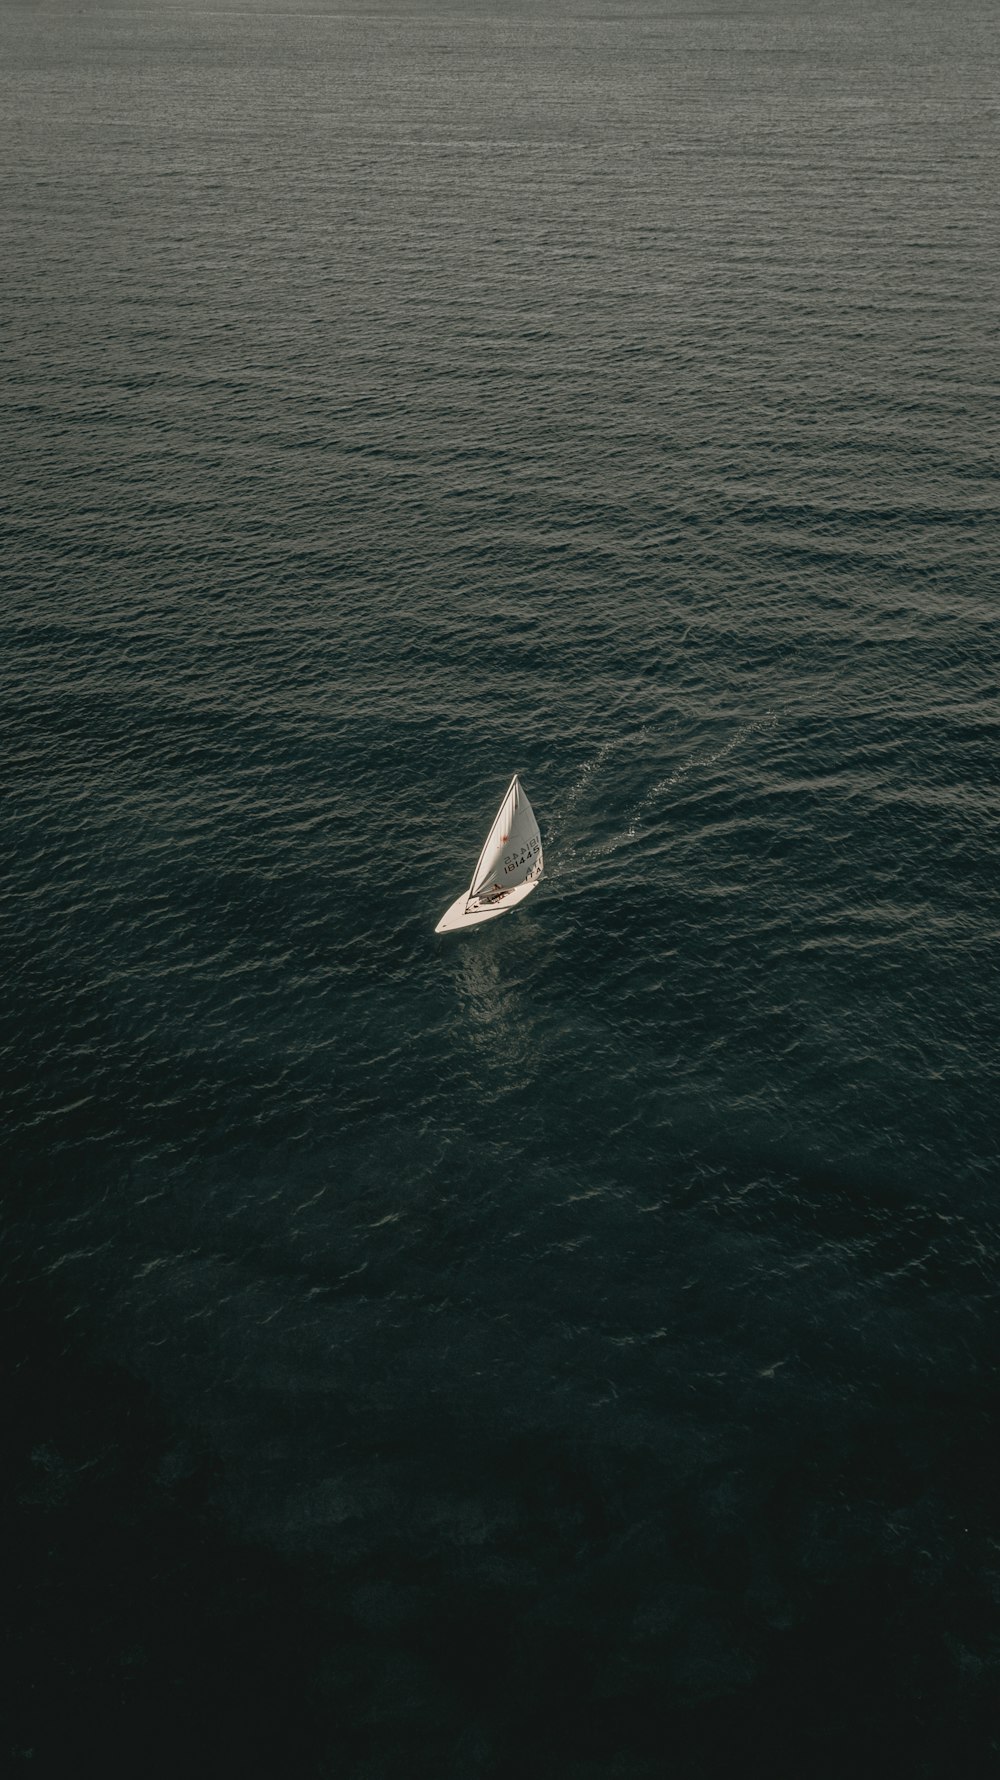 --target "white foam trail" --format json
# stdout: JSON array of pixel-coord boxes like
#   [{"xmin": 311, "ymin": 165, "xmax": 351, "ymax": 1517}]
[
  {"xmin": 545, "ymin": 728, "xmax": 648, "ymax": 874},
  {"xmin": 597, "ymin": 712, "xmax": 778, "ymax": 857}
]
